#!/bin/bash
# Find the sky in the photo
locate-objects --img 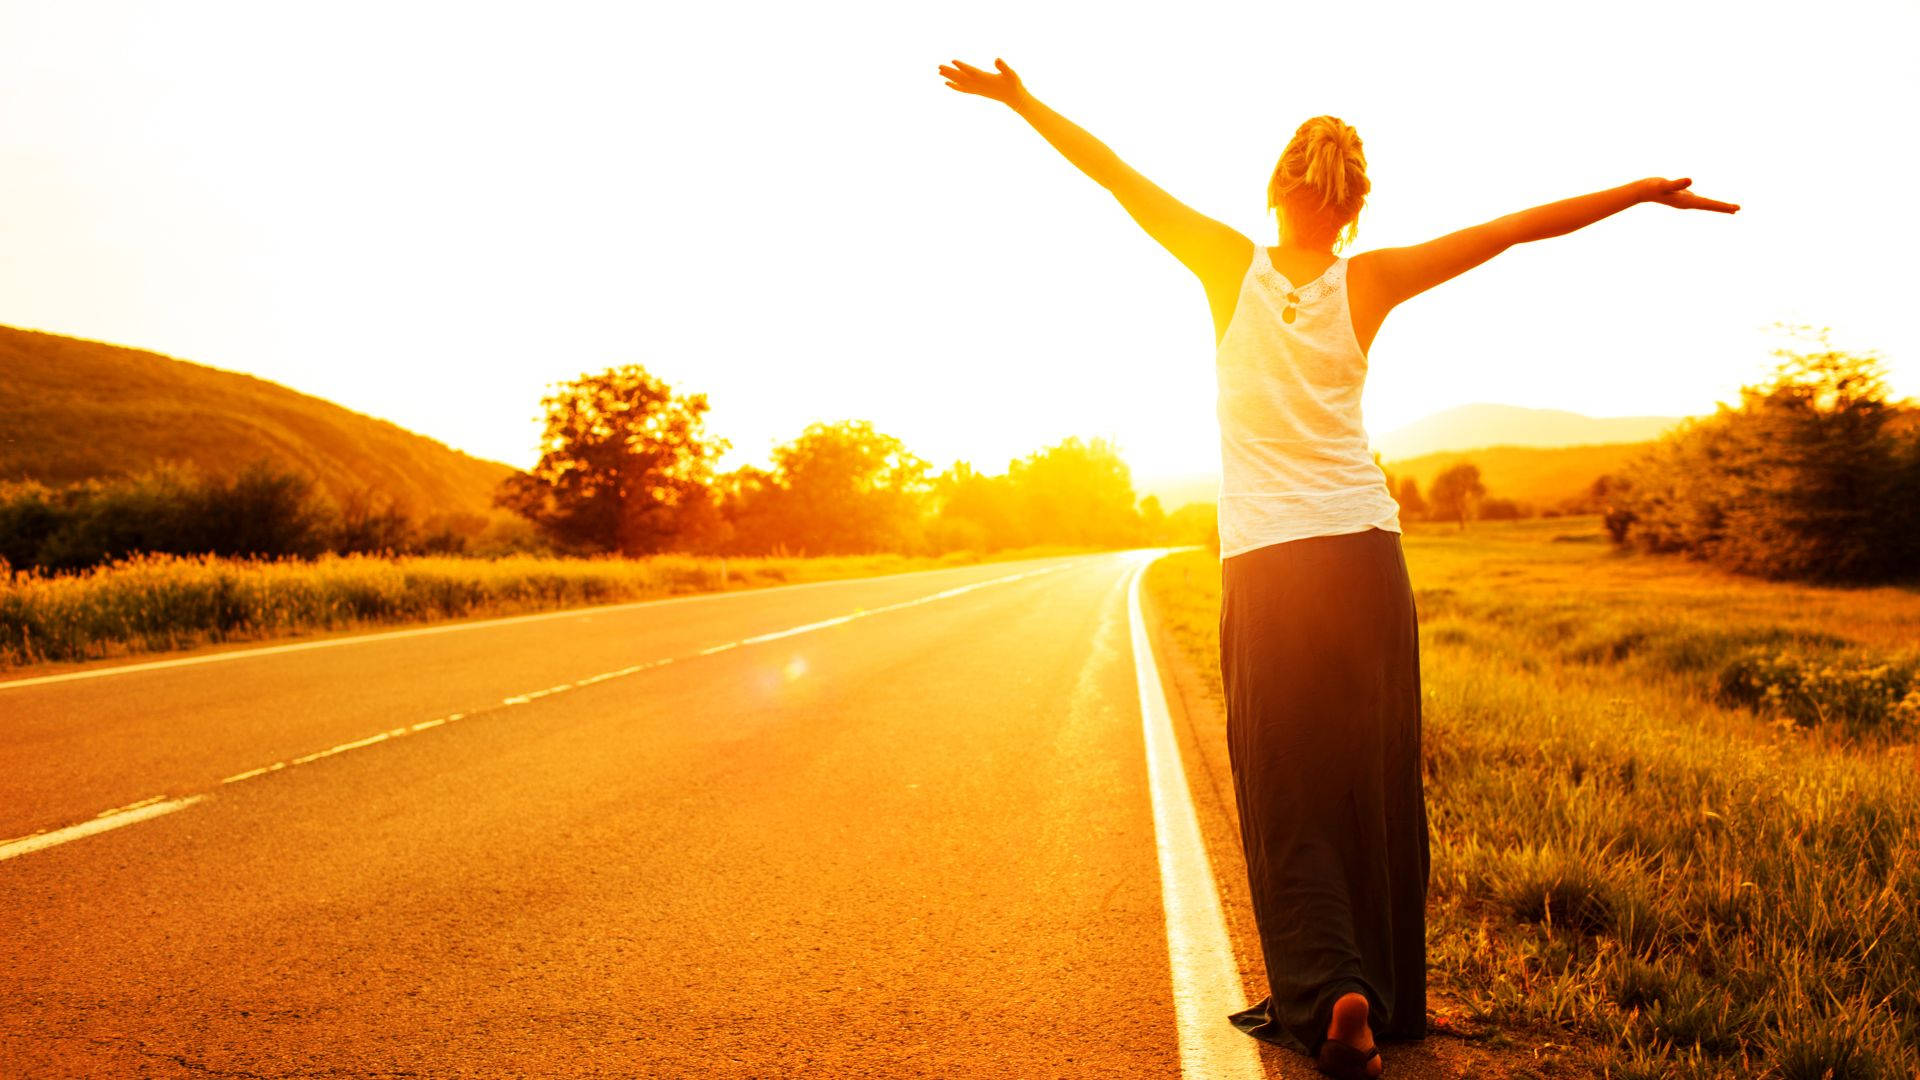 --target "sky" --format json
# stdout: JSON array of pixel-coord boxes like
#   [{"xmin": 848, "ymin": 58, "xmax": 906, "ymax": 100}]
[{"xmin": 2, "ymin": 0, "xmax": 1914, "ymax": 486}]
